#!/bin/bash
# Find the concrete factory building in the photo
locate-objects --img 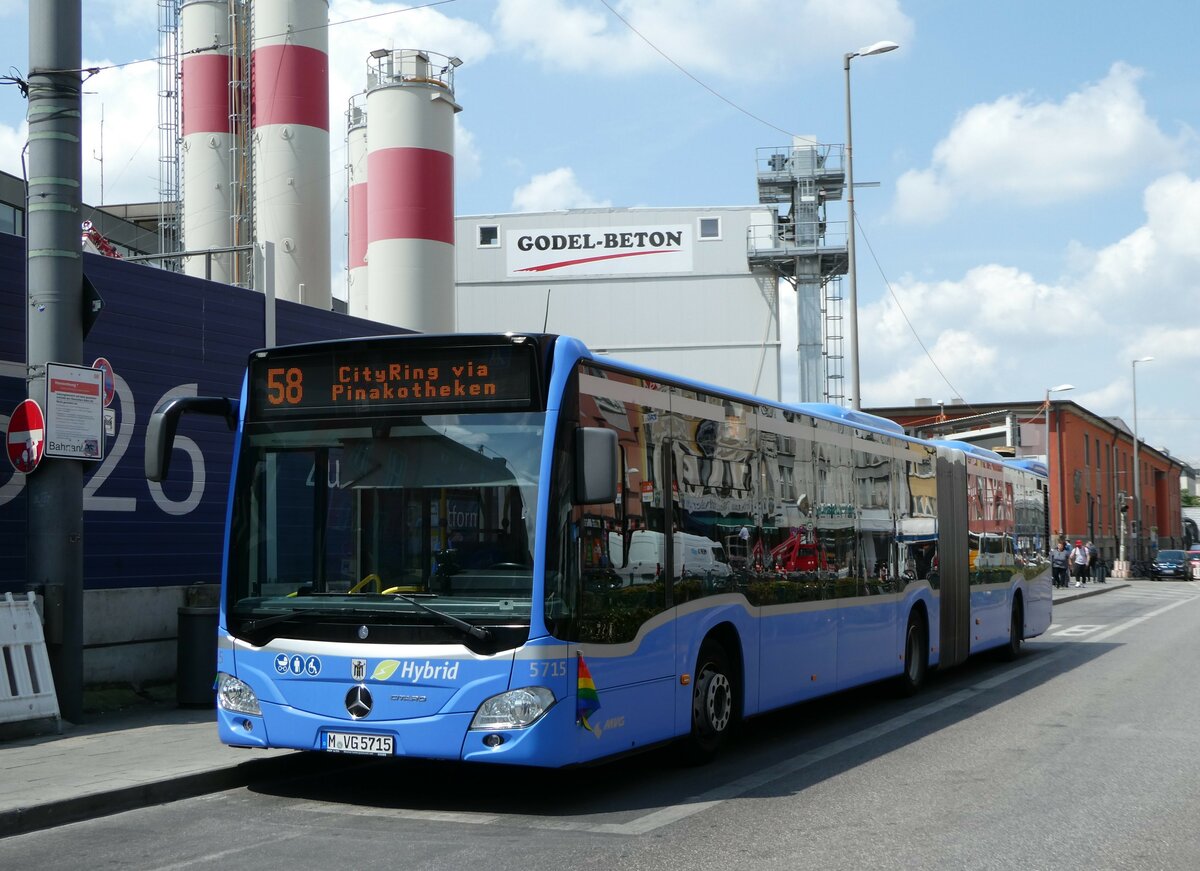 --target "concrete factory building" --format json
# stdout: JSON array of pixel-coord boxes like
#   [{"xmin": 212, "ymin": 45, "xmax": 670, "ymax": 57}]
[
  {"xmin": 454, "ymin": 207, "xmax": 782, "ymax": 398},
  {"xmin": 453, "ymin": 144, "xmax": 850, "ymax": 403}
]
